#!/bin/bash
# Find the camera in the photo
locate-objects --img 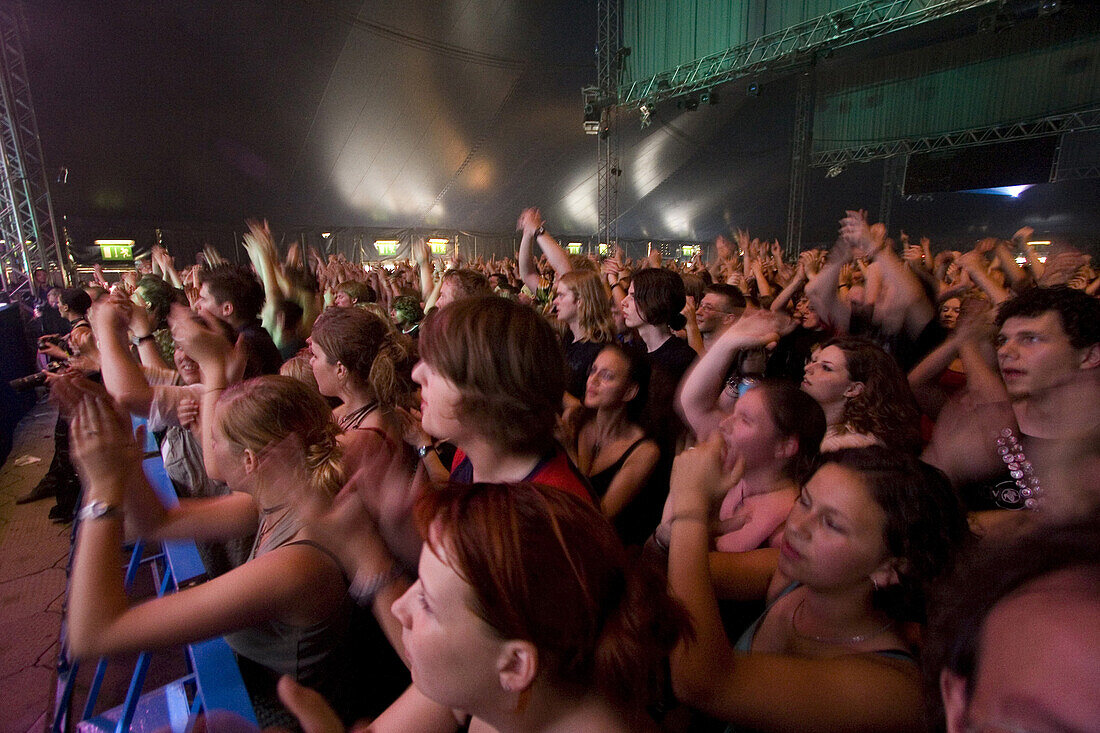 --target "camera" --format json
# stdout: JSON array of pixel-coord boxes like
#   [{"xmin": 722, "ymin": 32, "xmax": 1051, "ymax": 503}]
[{"xmin": 9, "ymin": 360, "xmax": 68, "ymax": 391}]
